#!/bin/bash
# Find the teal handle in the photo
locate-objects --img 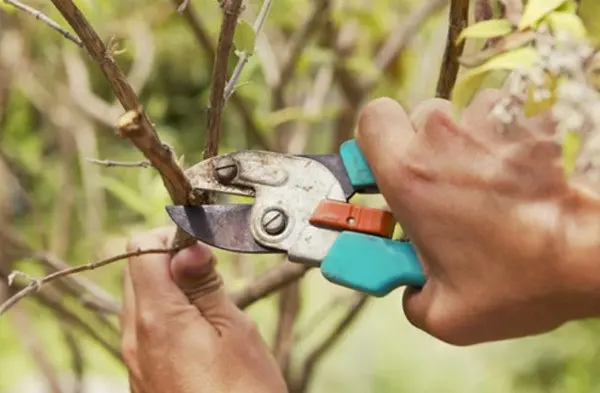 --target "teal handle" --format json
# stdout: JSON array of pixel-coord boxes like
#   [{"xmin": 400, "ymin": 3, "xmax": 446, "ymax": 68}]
[
  {"xmin": 339, "ymin": 139, "xmax": 376, "ymax": 190},
  {"xmin": 320, "ymin": 231, "xmax": 425, "ymax": 297}
]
